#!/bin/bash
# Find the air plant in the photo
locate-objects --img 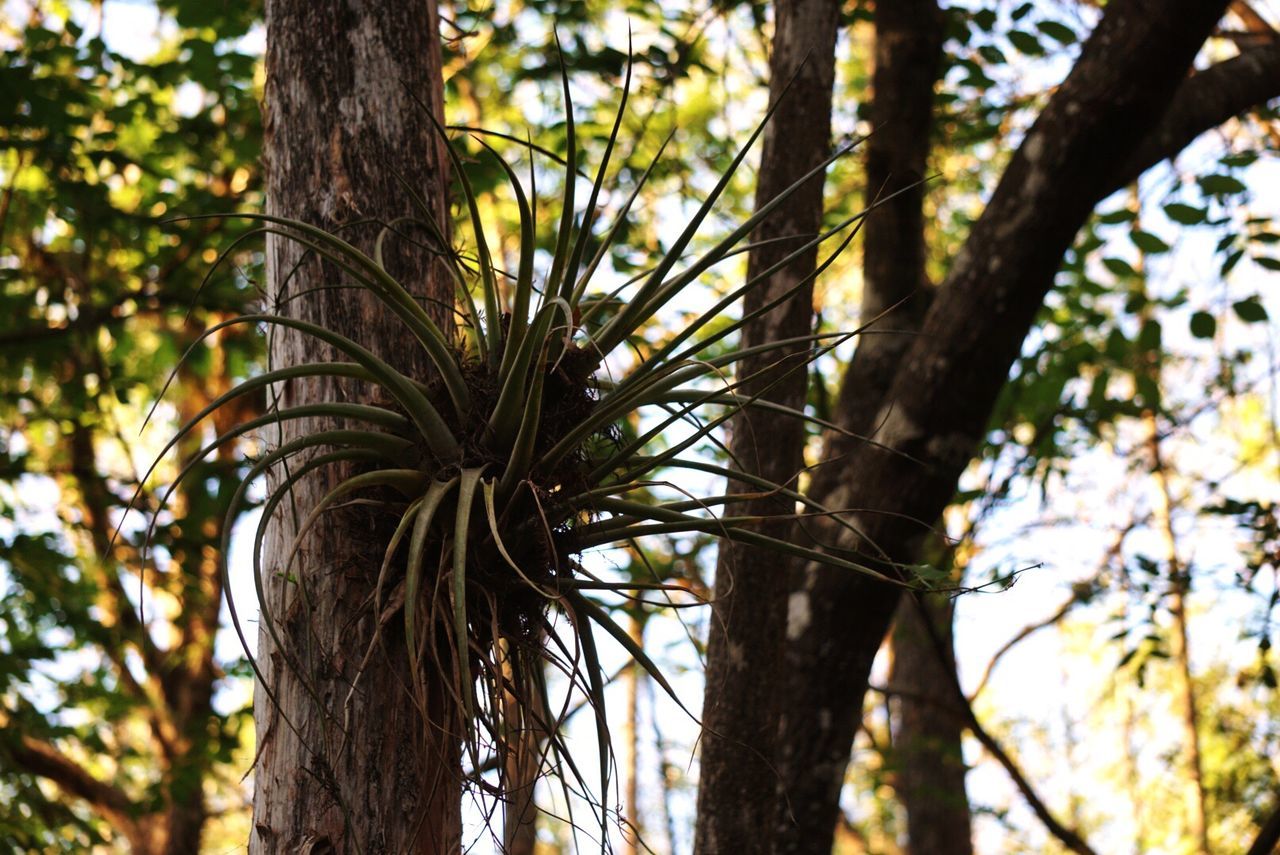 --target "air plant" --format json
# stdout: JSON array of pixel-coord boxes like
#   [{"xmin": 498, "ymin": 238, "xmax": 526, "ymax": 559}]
[{"xmin": 137, "ymin": 54, "xmax": 910, "ymax": 845}]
